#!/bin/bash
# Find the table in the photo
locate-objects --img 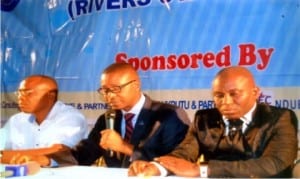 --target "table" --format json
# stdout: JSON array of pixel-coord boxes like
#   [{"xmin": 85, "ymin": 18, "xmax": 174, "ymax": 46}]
[{"xmin": 7, "ymin": 166, "xmax": 183, "ymax": 179}]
